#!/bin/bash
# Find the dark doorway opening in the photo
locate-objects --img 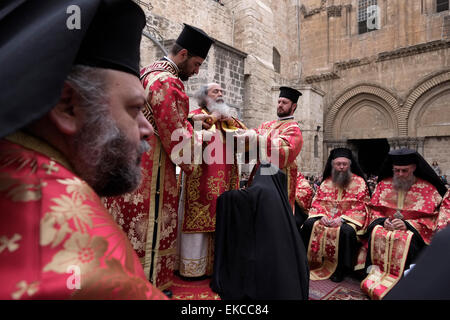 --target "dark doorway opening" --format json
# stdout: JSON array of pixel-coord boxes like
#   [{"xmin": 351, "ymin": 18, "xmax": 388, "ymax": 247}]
[{"xmin": 348, "ymin": 139, "xmax": 390, "ymax": 177}]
